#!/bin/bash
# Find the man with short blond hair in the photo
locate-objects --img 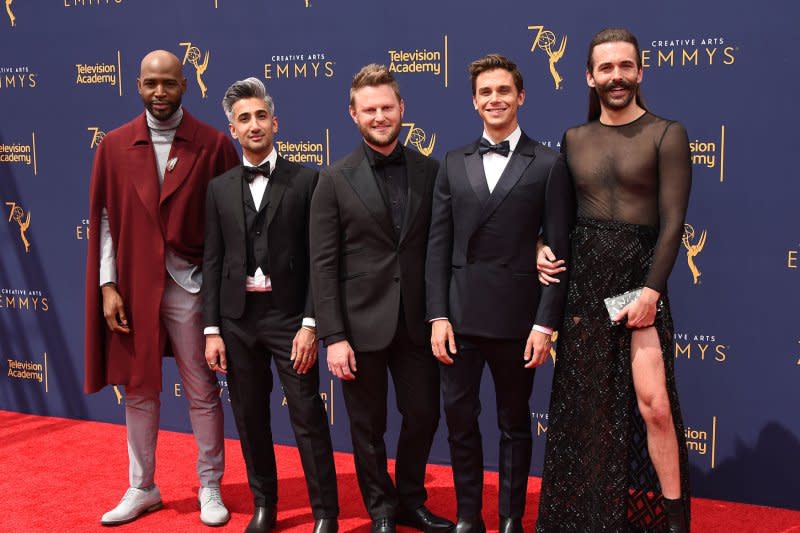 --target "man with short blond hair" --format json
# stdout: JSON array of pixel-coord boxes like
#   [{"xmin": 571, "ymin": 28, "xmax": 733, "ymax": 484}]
[{"xmin": 310, "ymin": 64, "xmax": 453, "ymax": 533}]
